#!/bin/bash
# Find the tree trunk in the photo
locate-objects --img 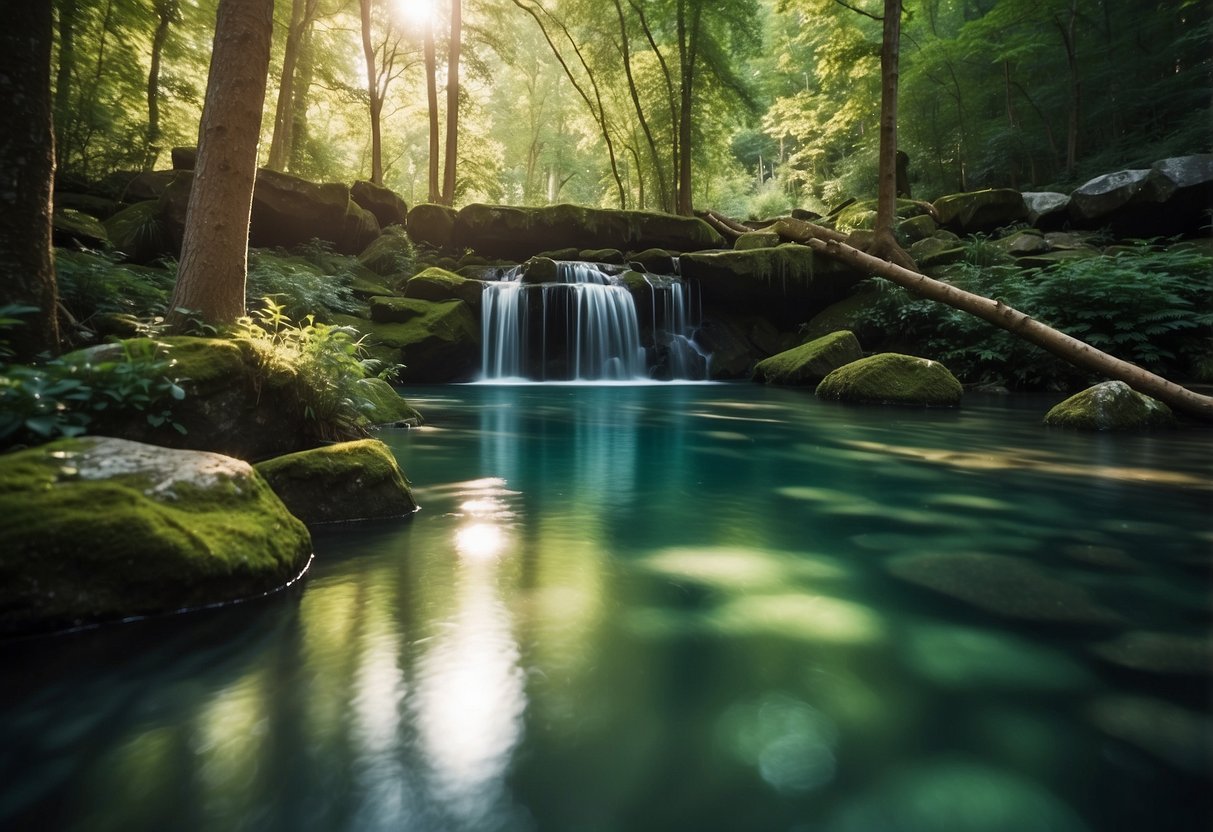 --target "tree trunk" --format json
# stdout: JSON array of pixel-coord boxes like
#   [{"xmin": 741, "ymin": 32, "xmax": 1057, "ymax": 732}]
[
  {"xmin": 870, "ymin": 0, "xmax": 913, "ymax": 269},
  {"xmin": 267, "ymin": 0, "xmax": 316, "ymax": 172},
  {"xmin": 629, "ymin": 0, "xmax": 678, "ymax": 213},
  {"xmin": 676, "ymin": 0, "xmax": 702, "ymax": 217},
  {"xmin": 168, "ymin": 0, "xmax": 273, "ymax": 328},
  {"xmin": 288, "ymin": 20, "xmax": 315, "ymax": 174},
  {"xmin": 1057, "ymin": 0, "xmax": 1081, "ymax": 176},
  {"xmin": 359, "ymin": 0, "xmax": 383, "ymax": 185},
  {"xmin": 613, "ymin": 0, "xmax": 667, "ymax": 211},
  {"xmin": 424, "ymin": 14, "xmax": 440, "ymax": 203},
  {"xmin": 441, "ymin": 0, "xmax": 461, "ymax": 205},
  {"xmin": 53, "ymin": 0, "xmax": 77, "ymax": 173},
  {"xmin": 772, "ymin": 219, "xmax": 1213, "ymax": 423},
  {"xmin": 144, "ymin": 0, "xmax": 177, "ymax": 171},
  {"xmin": 0, "ymin": 0, "xmax": 59, "ymax": 360}
]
